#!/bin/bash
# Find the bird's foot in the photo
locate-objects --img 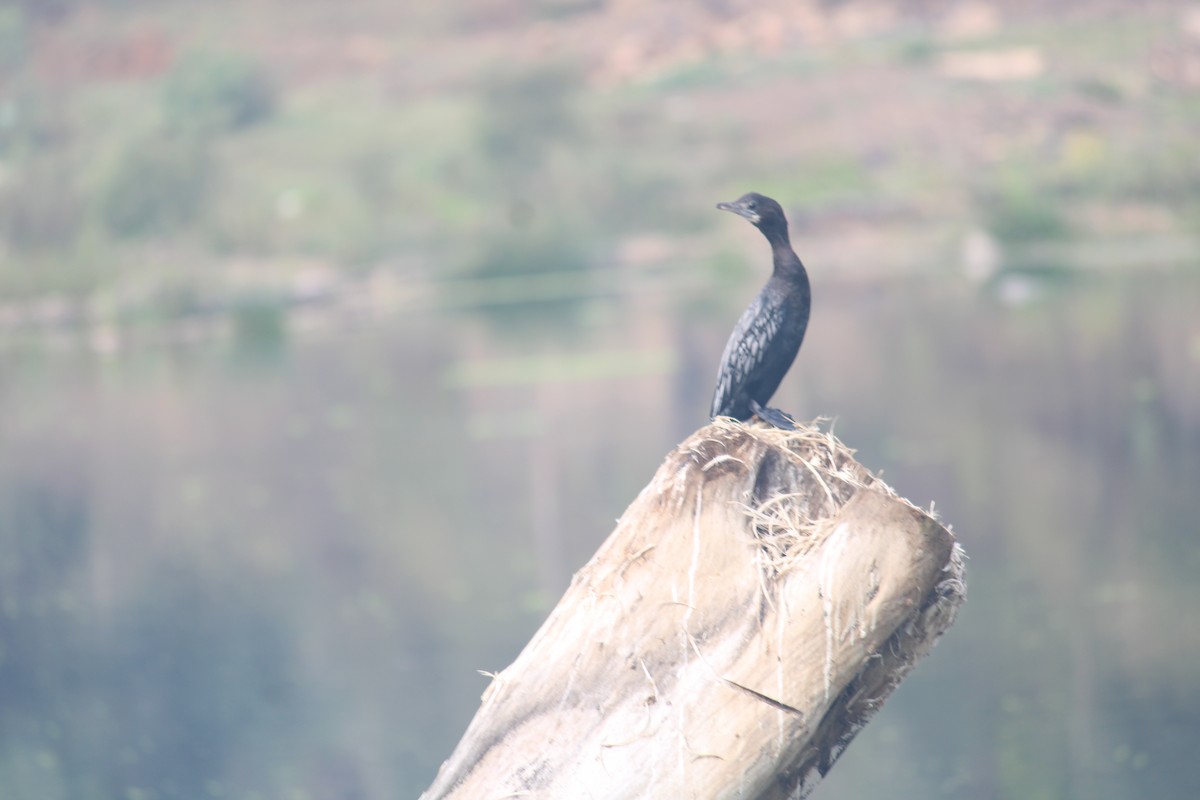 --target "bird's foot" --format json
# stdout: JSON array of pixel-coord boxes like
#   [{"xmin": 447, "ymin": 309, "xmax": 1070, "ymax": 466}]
[{"xmin": 749, "ymin": 400, "xmax": 797, "ymax": 430}]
